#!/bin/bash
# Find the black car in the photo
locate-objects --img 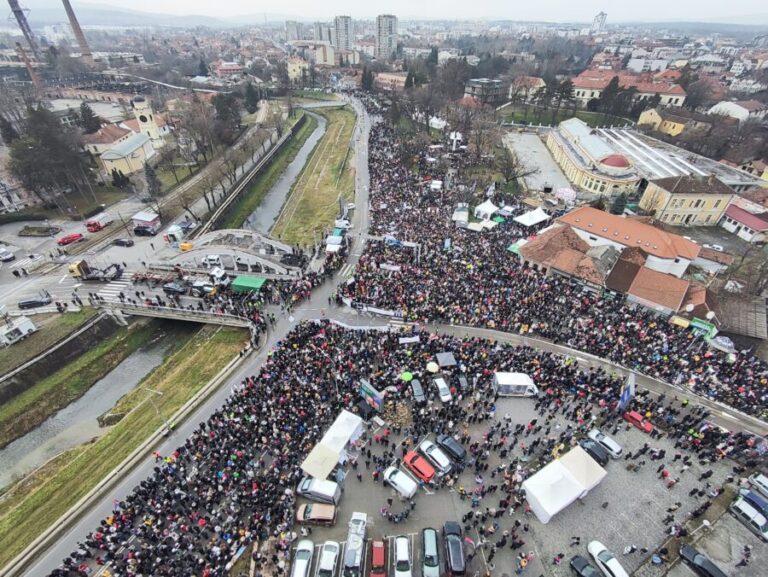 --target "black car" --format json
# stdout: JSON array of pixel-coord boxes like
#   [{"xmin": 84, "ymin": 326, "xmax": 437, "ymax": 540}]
[
  {"xmin": 679, "ymin": 545, "xmax": 728, "ymax": 577},
  {"xmin": 570, "ymin": 555, "xmax": 601, "ymax": 577},
  {"xmin": 410, "ymin": 379, "xmax": 426, "ymax": 404},
  {"xmin": 437, "ymin": 434, "xmax": 467, "ymax": 463},
  {"xmin": 579, "ymin": 438, "xmax": 610, "ymax": 467},
  {"xmin": 134, "ymin": 226, "xmax": 157, "ymax": 237},
  {"xmin": 443, "ymin": 522, "xmax": 465, "ymax": 577},
  {"xmin": 113, "ymin": 238, "xmax": 135, "ymax": 247},
  {"xmin": 455, "ymin": 373, "xmax": 469, "ymax": 391},
  {"xmin": 162, "ymin": 282, "xmax": 187, "ymax": 296},
  {"xmin": 17, "ymin": 294, "xmax": 52, "ymax": 310}
]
